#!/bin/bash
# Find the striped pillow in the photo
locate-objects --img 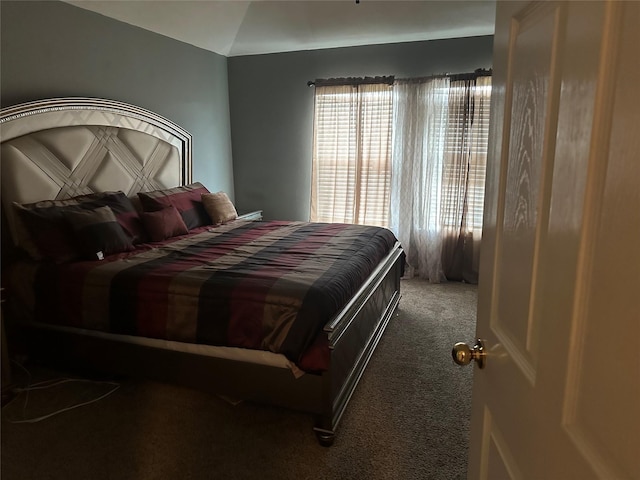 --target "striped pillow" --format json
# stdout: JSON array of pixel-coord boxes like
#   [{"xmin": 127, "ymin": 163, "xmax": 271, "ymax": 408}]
[
  {"xmin": 80, "ymin": 191, "xmax": 147, "ymax": 244},
  {"xmin": 63, "ymin": 206, "xmax": 134, "ymax": 260},
  {"xmin": 137, "ymin": 182, "xmax": 211, "ymax": 230},
  {"xmin": 13, "ymin": 202, "xmax": 81, "ymax": 263},
  {"xmin": 12, "ymin": 191, "xmax": 146, "ymax": 261}
]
